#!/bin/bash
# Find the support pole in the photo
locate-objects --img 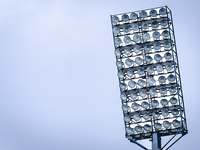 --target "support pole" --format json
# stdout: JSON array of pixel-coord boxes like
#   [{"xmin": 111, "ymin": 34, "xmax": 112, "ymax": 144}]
[{"xmin": 152, "ymin": 132, "xmax": 161, "ymax": 150}]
